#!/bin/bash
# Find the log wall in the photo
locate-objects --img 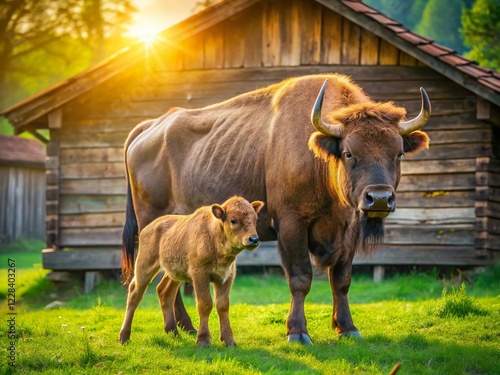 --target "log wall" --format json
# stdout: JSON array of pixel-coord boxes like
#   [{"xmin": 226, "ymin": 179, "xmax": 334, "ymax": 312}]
[{"xmin": 42, "ymin": 0, "xmax": 497, "ymax": 269}]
